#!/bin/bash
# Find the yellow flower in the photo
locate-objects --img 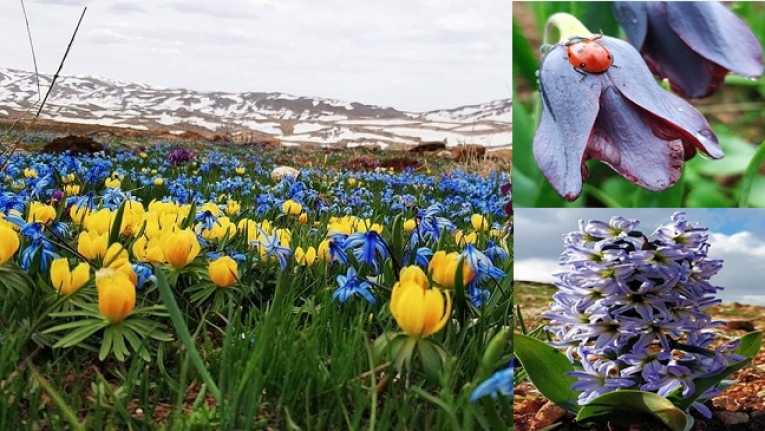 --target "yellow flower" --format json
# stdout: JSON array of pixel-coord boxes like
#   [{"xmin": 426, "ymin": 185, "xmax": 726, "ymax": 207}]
[
  {"xmin": 208, "ymin": 256, "xmax": 238, "ymax": 287},
  {"xmin": 327, "ymin": 216, "xmax": 355, "ymax": 236},
  {"xmin": 120, "ymin": 201, "xmax": 145, "ymax": 237},
  {"xmin": 64, "ymin": 184, "xmax": 81, "ymax": 196},
  {"xmin": 298, "ymin": 212, "xmax": 308, "ymax": 225},
  {"xmin": 77, "ymin": 231, "xmax": 109, "ymax": 260},
  {"xmin": 390, "ymin": 280, "xmax": 451, "ymax": 338},
  {"xmin": 471, "ymin": 214, "xmax": 489, "ymax": 232},
  {"xmin": 63, "ymin": 173, "xmax": 76, "ymax": 184},
  {"xmin": 69, "ymin": 204, "xmax": 90, "ymax": 225},
  {"xmin": 23, "ymin": 168, "xmax": 38, "ymax": 178},
  {"xmin": 399, "ymin": 265, "xmax": 429, "ymax": 289},
  {"xmin": 347, "ymin": 177, "xmax": 357, "ymax": 187},
  {"xmin": 403, "ymin": 218, "xmax": 416, "ymax": 233},
  {"xmin": 105, "ymin": 177, "xmax": 121, "ymax": 189},
  {"xmin": 163, "ymin": 229, "xmax": 200, "ymax": 268},
  {"xmin": 199, "ymin": 202, "xmax": 222, "ymax": 217},
  {"xmin": 139, "ymin": 151, "xmax": 148, "ymax": 159},
  {"xmin": 103, "ymin": 243, "xmax": 137, "ymax": 285},
  {"xmin": 27, "ymin": 202, "xmax": 56, "ymax": 224},
  {"xmin": 318, "ymin": 239, "xmax": 331, "ymax": 262},
  {"xmin": 282, "ymin": 199, "xmax": 302, "ymax": 216},
  {"xmin": 96, "ymin": 268, "xmax": 136, "ymax": 323},
  {"xmin": 428, "ymin": 251, "xmax": 475, "ymax": 289},
  {"xmin": 132, "ymin": 235, "xmax": 165, "ymax": 263},
  {"xmin": 201, "ymin": 216, "xmax": 237, "ymax": 241},
  {"xmin": 454, "ymin": 229, "xmax": 477, "ymax": 245},
  {"xmin": 50, "ymin": 258, "xmax": 90, "ymax": 295},
  {"xmin": 153, "ymin": 177, "xmax": 164, "ymax": 186},
  {"xmin": 235, "ymin": 166, "xmax": 246, "ymax": 175},
  {"xmin": 294, "ymin": 246, "xmax": 317, "ymax": 266},
  {"xmin": 226, "ymin": 200, "xmax": 241, "ymax": 216},
  {"xmin": 84, "ymin": 208, "xmax": 114, "ymax": 234},
  {"xmin": 0, "ymin": 224, "xmax": 20, "ymax": 264}
]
